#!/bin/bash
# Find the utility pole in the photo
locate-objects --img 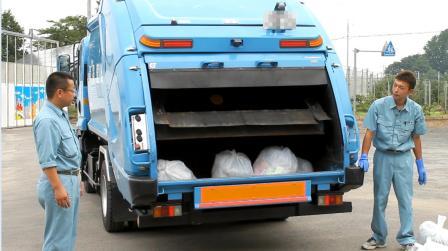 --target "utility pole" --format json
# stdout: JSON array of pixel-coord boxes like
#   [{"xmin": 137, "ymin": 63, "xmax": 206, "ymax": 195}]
[{"xmin": 87, "ymin": 0, "xmax": 92, "ymax": 20}]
